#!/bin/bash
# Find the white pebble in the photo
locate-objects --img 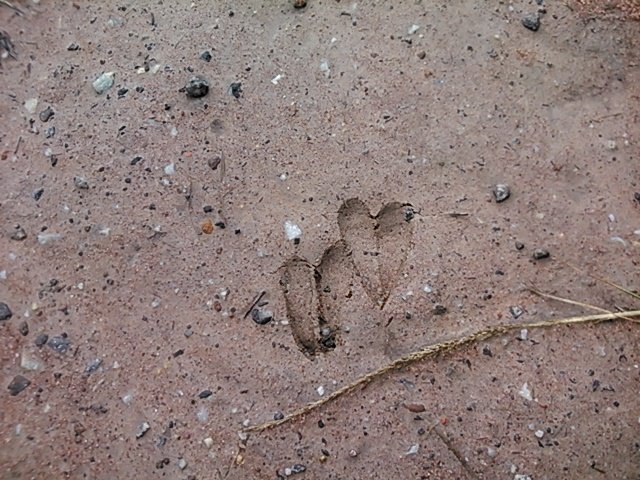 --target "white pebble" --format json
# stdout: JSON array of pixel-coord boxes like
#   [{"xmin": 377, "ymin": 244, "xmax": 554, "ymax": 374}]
[
  {"xmin": 284, "ymin": 220, "xmax": 302, "ymax": 241},
  {"xmin": 271, "ymin": 74, "xmax": 283, "ymax": 85},
  {"xmin": 37, "ymin": 233, "xmax": 62, "ymax": 245},
  {"xmin": 534, "ymin": 430, "xmax": 544, "ymax": 438},
  {"xmin": 519, "ymin": 329, "xmax": 528, "ymax": 341},
  {"xmin": 423, "ymin": 284, "xmax": 433, "ymax": 294},
  {"xmin": 518, "ymin": 382, "xmax": 533, "ymax": 402},
  {"xmin": 177, "ymin": 458, "xmax": 187, "ymax": 470},
  {"xmin": 92, "ymin": 72, "xmax": 115, "ymax": 94},
  {"xmin": 408, "ymin": 24, "xmax": 421, "ymax": 35},
  {"xmin": 24, "ymin": 98, "xmax": 38, "ymax": 114},
  {"xmin": 317, "ymin": 385, "xmax": 325, "ymax": 396},
  {"xmin": 203, "ymin": 437, "xmax": 214, "ymax": 448},
  {"xmin": 164, "ymin": 163, "xmax": 175, "ymax": 175},
  {"xmin": 122, "ymin": 393, "xmax": 133, "ymax": 405},
  {"xmin": 197, "ymin": 406, "xmax": 209, "ymax": 423},
  {"xmin": 406, "ymin": 444, "xmax": 420, "ymax": 455}
]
